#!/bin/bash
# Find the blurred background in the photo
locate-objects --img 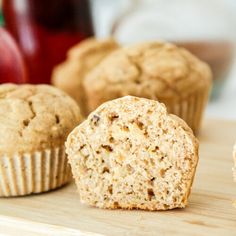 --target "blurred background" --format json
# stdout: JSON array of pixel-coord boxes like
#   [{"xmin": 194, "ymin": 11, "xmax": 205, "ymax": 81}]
[{"xmin": 0, "ymin": 0, "xmax": 236, "ymax": 119}]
